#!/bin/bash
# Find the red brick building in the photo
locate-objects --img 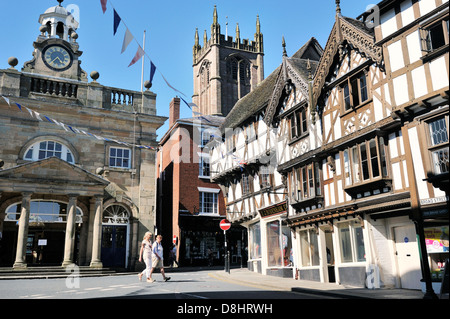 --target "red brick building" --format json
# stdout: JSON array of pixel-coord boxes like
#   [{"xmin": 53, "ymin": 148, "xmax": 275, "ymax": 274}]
[{"xmin": 156, "ymin": 98, "xmax": 246, "ymax": 266}]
